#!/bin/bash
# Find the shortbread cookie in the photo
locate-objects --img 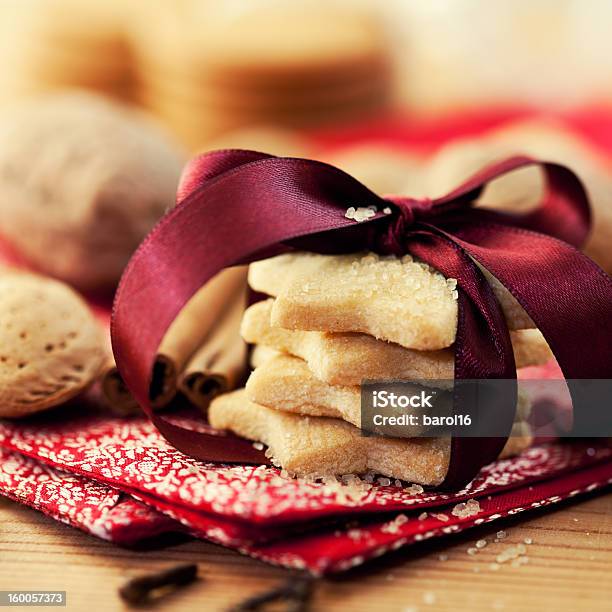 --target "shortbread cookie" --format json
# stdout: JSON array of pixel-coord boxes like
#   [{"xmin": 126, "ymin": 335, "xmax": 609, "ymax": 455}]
[
  {"xmin": 242, "ymin": 300, "xmax": 551, "ymax": 385},
  {"xmin": 249, "ymin": 252, "xmax": 457, "ymax": 350},
  {"xmin": 1, "ymin": 0, "xmax": 132, "ymax": 101},
  {"xmin": 210, "ymin": 389, "xmax": 450, "ymax": 484},
  {"xmin": 0, "ymin": 91, "xmax": 184, "ymax": 290},
  {"xmin": 502, "ymin": 420, "xmax": 533, "ymax": 458},
  {"xmin": 249, "ymin": 344, "xmax": 280, "ymax": 369},
  {"xmin": 248, "ymin": 252, "xmax": 534, "ymax": 350},
  {"xmin": 140, "ymin": 65, "xmax": 388, "ymax": 114},
  {"xmin": 245, "ymin": 354, "xmax": 532, "ymax": 429},
  {"xmin": 427, "ymin": 137, "xmax": 541, "ymax": 209},
  {"xmin": 132, "ymin": 3, "xmax": 391, "ymax": 148},
  {"xmin": 324, "ymin": 144, "xmax": 426, "ymax": 195},
  {"xmin": 510, "ymin": 328, "xmax": 553, "ymax": 370},
  {"xmin": 209, "ymin": 389, "xmax": 532, "ymax": 483},
  {"xmin": 246, "ymin": 354, "xmax": 363, "ymax": 427},
  {"xmin": 0, "ymin": 272, "xmax": 106, "ymax": 418},
  {"xmin": 204, "ymin": 126, "xmax": 313, "ymax": 158},
  {"xmin": 188, "ymin": 3, "xmax": 390, "ymax": 94}
]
